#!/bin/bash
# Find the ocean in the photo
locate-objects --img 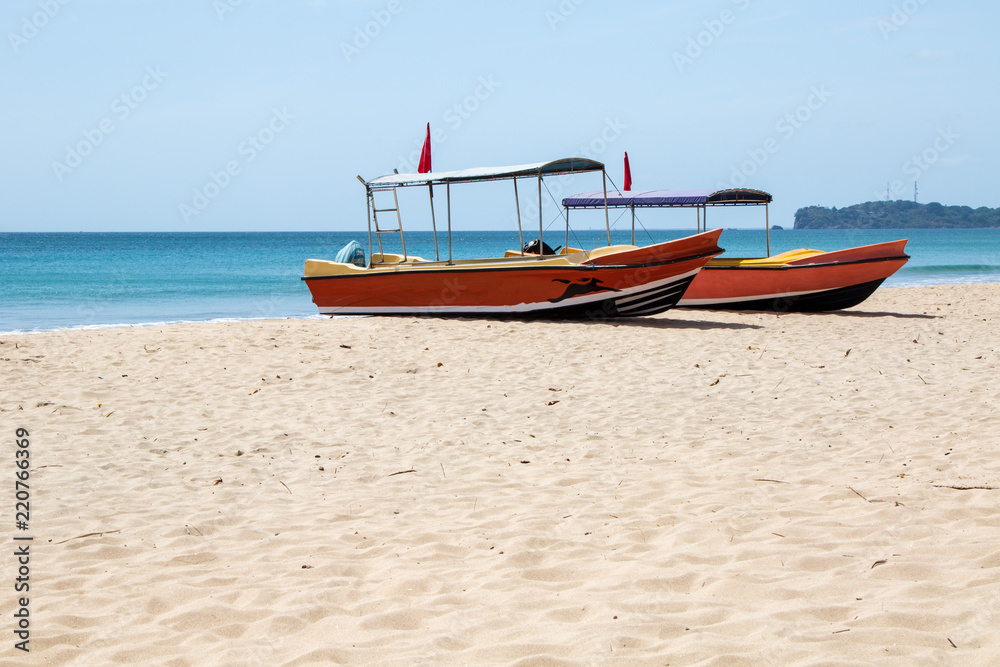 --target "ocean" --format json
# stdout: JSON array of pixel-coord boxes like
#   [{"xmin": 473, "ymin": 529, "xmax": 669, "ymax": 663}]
[{"xmin": 2, "ymin": 228, "xmax": 999, "ymax": 334}]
